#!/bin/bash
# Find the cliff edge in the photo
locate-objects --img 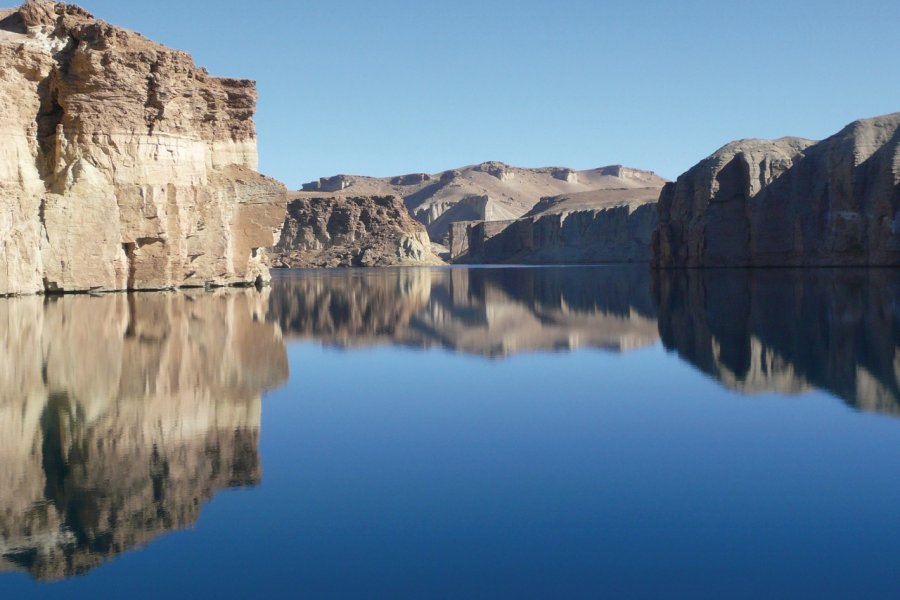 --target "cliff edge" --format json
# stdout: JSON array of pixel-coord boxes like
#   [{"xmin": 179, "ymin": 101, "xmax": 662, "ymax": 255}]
[{"xmin": 0, "ymin": 1, "xmax": 286, "ymax": 295}]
